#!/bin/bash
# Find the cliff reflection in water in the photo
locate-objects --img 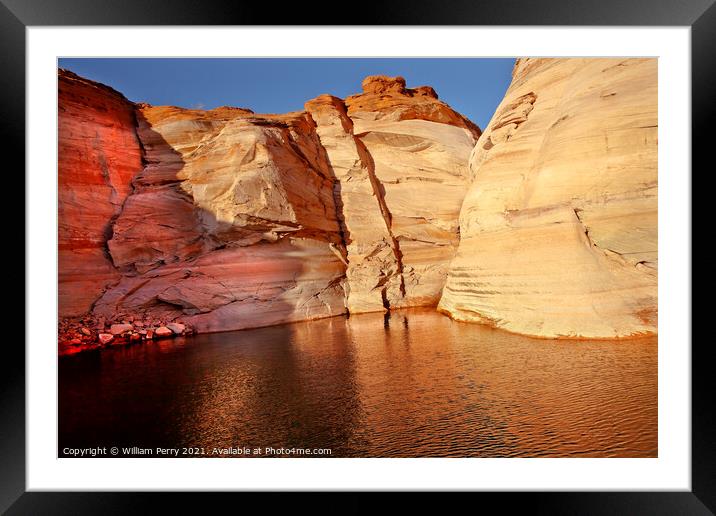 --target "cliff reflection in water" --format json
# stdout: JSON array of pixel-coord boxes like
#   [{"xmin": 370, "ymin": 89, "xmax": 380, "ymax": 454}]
[{"xmin": 59, "ymin": 308, "xmax": 657, "ymax": 457}]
